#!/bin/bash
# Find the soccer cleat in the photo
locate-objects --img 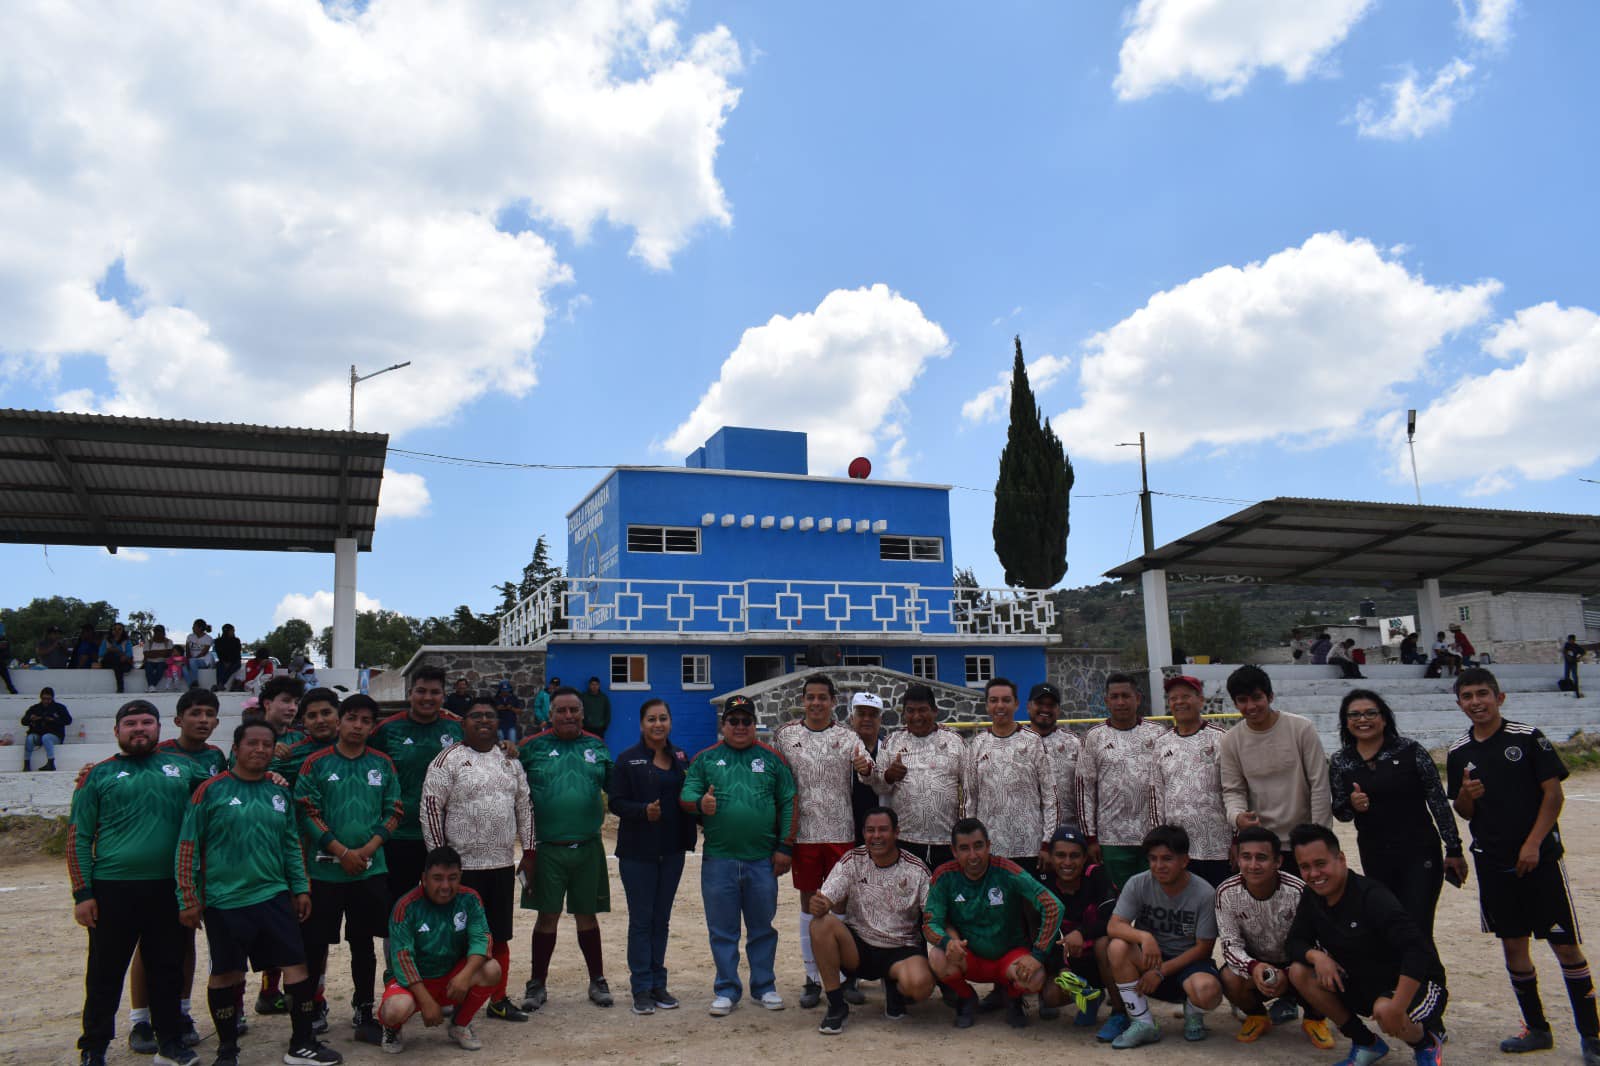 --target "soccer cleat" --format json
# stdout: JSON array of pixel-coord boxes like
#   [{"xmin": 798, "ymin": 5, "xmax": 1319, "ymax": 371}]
[
  {"xmin": 1006, "ymin": 996, "xmax": 1029, "ymax": 1029},
  {"xmin": 154, "ymin": 1043, "xmax": 199, "ymax": 1066},
  {"xmin": 953, "ymin": 995, "xmax": 977, "ymax": 1029},
  {"xmin": 311, "ymin": 1001, "xmax": 329, "ymax": 1034},
  {"xmin": 709, "ymin": 995, "xmax": 736, "ymax": 1017},
  {"xmin": 818, "ymin": 1003, "xmax": 849, "ymax": 1035},
  {"xmin": 486, "ymin": 997, "xmax": 530, "ymax": 1022},
  {"xmin": 179, "ymin": 1015, "xmax": 202, "ymax": 1048},
  {"xmin": 521, "ymin": 979, "xmax": 547, "ymax": 1011},
  {"xmin": 631, "ymin": 993, "xmax": 655, "ymax": 1015},
  {"xmin": 448, "ymin": 1023, "xmax": 481, "ymax": 1051},
  {"xmin": 650, "ymin": 988, "xmax": 679, "ymax": 1010},
  {"xmin": 1413, "ymin": 1034, "xmax": 1444, "ymax": 1066},
  {"xmin": 379, "ymin": 1027, "xmax": 403, "ymax": 1055},
  {"xmin": 1304, "ymin": 1017, "xmax": 1336, "ymax": 1049},
  {"xmin": 1112, "ymin": 1017, "xmax": 1163, "ymax": 1049},
  {"xmin": 1500, "ymin": 1026, "xmax": 1554, "ymax": 1053},
  {"xmin": 1270, "ymin": 996, "xmax": 1301, "ymax": 1024},
  {"xmin": 842, "ymin": 977, "xmax": 866, "ymax": 1006},
  {"xmin": 799, "ymin": 979, "xmax": 822, "ymax": 1009},
  {"xmin": 282, "ymin": 1040, "xmax": 344, "ymax": 1065},
  {"xmin": 1184, "ymin": 1009, "xmax": 1209, "ymax": 1042},
  {"xmin": 758, "ymin": 990, "xmax": 785, "ymax": 1010},
  {"xmin": 130, "ymin": 1021, "xmax": 160, "ymax": 1054},
  {"xmin": 1054, "ymin": 969, "xmax": 1104, "ymax": 1014},
  {"xmin": 1333, "ymin": 1037, "xmax": 1391, "ymax": 1066},
  {"xmin": 257, "ymin": 992, "xmax": 289, "ymax": 1015},
  {"xmin": 1582, "ymin": 1037, "xmax": 1600, "ymax": 1066},
  {"xmin": 1237, "ymin": 1014, "xmax": 1270, "ymax": 1042},
  {"xmin": 883, "ymin": 980, "xmax": 908, "ymax": 1021},
  {"xmin": 589, "ymin": 978, "xmax": 614, "ymax": 1007},
  {"xmin": 1097, "ymin": 1012, "xmax": 1132, "ymax": 1042}
]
